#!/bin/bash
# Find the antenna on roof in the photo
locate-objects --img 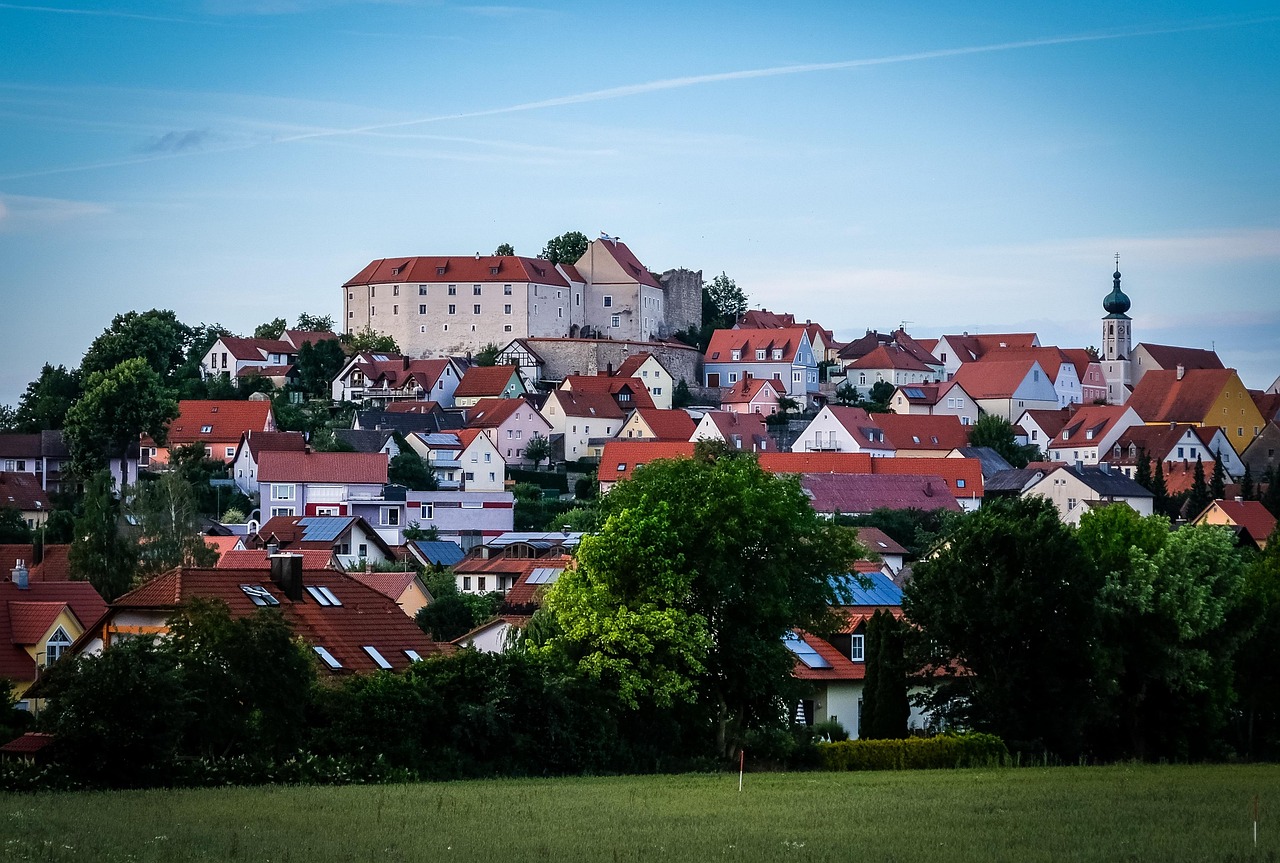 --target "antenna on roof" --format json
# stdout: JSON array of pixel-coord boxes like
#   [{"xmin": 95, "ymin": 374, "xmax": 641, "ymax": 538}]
[{"xmin": 599, "ymin": 232, "xmax": 619, "ymax": 245}]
